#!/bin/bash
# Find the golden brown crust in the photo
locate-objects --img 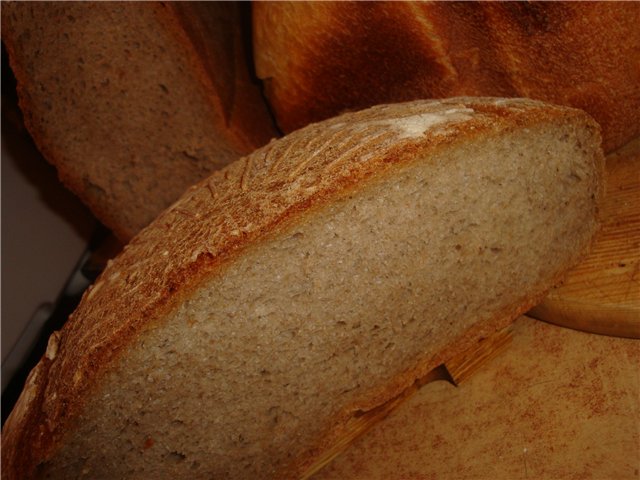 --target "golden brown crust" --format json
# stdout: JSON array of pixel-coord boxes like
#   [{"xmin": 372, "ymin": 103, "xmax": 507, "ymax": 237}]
[
  {"xmin": 253, "ymin": 1, "xmax": 640, "ymax": 152},
  {"xmin": 0, "ymin": 98, "xmax": 602, "ymax": 479}
]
